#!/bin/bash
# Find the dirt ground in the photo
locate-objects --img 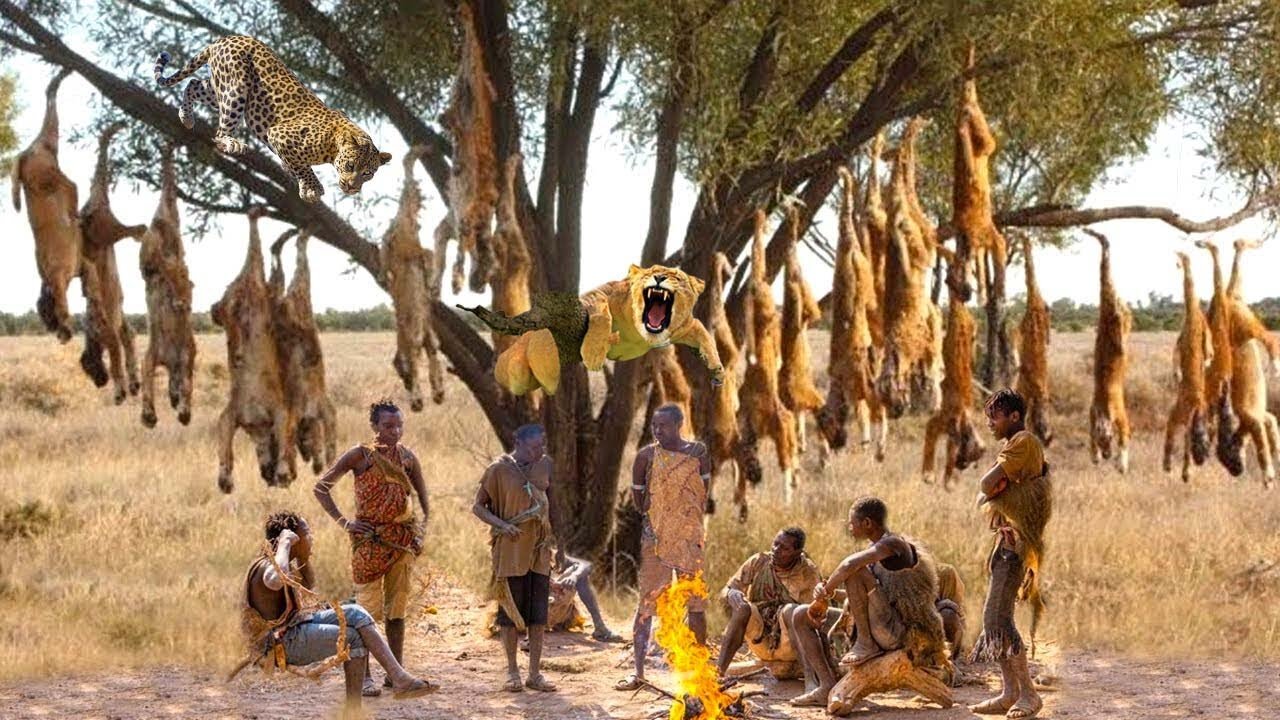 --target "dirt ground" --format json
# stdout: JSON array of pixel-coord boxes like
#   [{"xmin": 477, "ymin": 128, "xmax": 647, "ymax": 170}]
[{"xmin": 3, "ymin": 580, "xmax": 1276, "ymax": 720}]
